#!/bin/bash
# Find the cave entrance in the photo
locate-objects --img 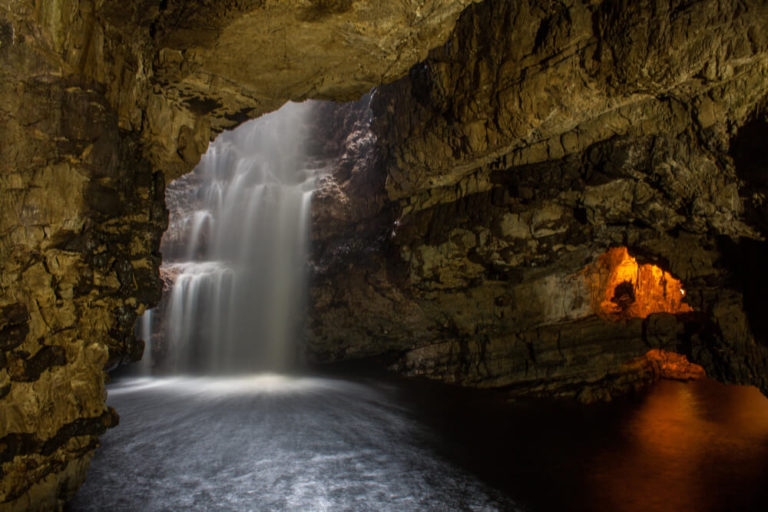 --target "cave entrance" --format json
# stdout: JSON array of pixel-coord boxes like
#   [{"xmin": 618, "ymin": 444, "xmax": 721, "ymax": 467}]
[
  {"xmin": 137, "ymin": 101, "xmax": 320, "ymax": 375},
  {"xmin": 587, "ymin": 247, "xmax": 693, "ymax": 320},
  {"xmin": 132, "ymin": 94, "xmax": 377, "ymax": 375}
]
